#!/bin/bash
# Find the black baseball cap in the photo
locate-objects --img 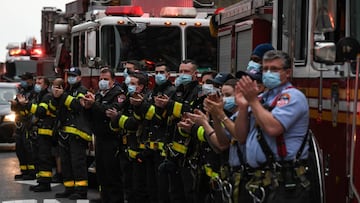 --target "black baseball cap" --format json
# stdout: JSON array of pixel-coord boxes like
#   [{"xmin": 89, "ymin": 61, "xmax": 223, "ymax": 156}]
[
  {"xmin": 236, "ymin": 69, "xmax": 262, "ymax": 83},
  {"xmin": 68, "ymin": 67, "xmax": 81, "ymax": 76},
  {"xmin": 207, "ymin": 72, "xmax": 235, "ymax": 86}
]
